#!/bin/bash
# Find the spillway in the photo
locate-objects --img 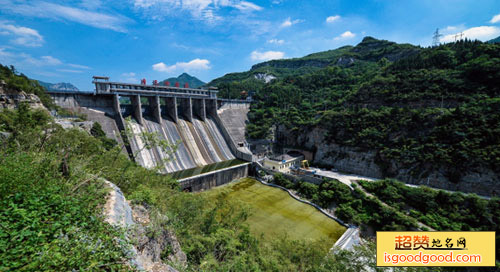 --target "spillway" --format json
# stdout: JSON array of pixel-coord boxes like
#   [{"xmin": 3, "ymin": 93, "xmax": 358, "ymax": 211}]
[{"xmin": 124, "ymin": 114, "xmax": 235, "ymax": 174}]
